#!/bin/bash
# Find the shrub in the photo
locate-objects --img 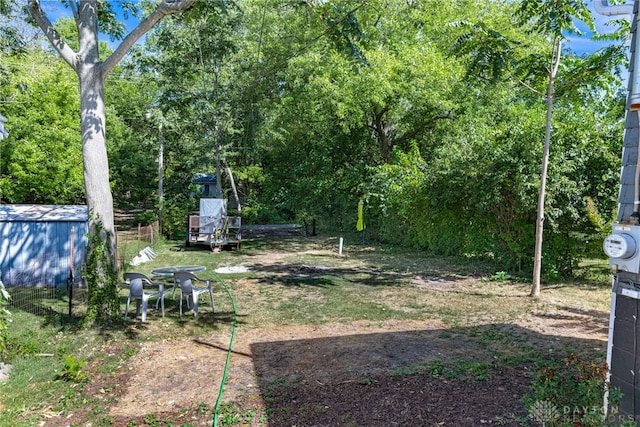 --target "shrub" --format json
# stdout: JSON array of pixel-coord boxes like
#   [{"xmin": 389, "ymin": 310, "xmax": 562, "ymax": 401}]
[
  {"xmin": 523, "ymin": 353, "xmax": 625, "ymax": 426},
  {"xmin": 0, "ymin": 279, "xmax": 10, "ymax": 361},
  {"xmin": 56, "ymin": 355, "xmax": 89, "ymax": 383}
]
